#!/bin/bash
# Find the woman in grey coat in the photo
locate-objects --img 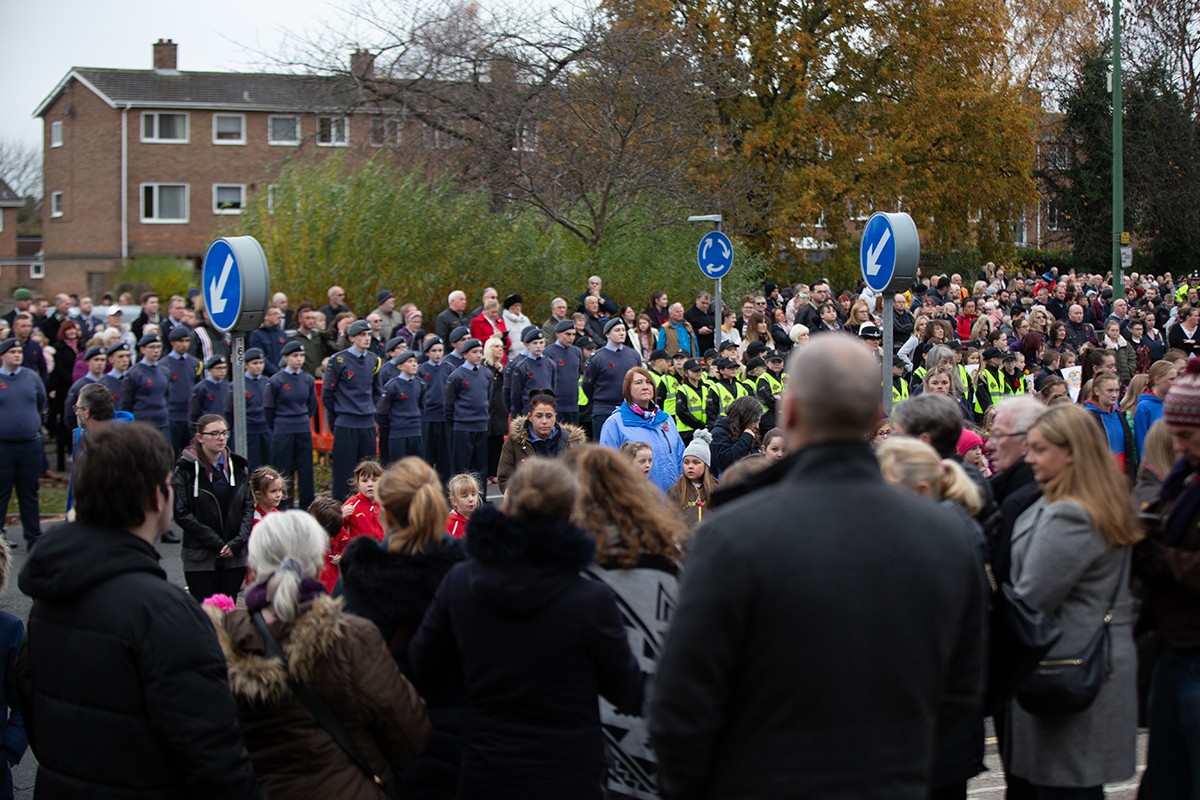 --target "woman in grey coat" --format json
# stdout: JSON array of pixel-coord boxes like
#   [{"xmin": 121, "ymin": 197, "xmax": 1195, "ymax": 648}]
[{"xmin": 1007, "ymin": 404, "xmax": 1141, "ymax": 798}]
